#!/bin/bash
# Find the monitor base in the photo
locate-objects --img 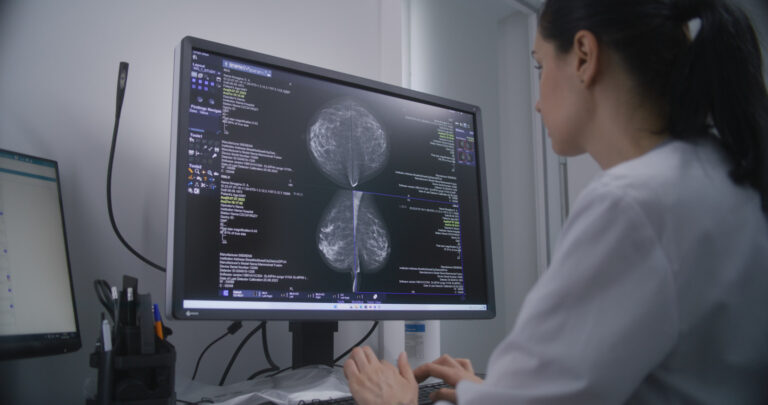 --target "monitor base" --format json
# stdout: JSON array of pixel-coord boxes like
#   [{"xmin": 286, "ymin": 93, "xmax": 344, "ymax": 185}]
[{"xmin": 289, "ymin": 321, "xmax": 339, "ymax": 368}]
